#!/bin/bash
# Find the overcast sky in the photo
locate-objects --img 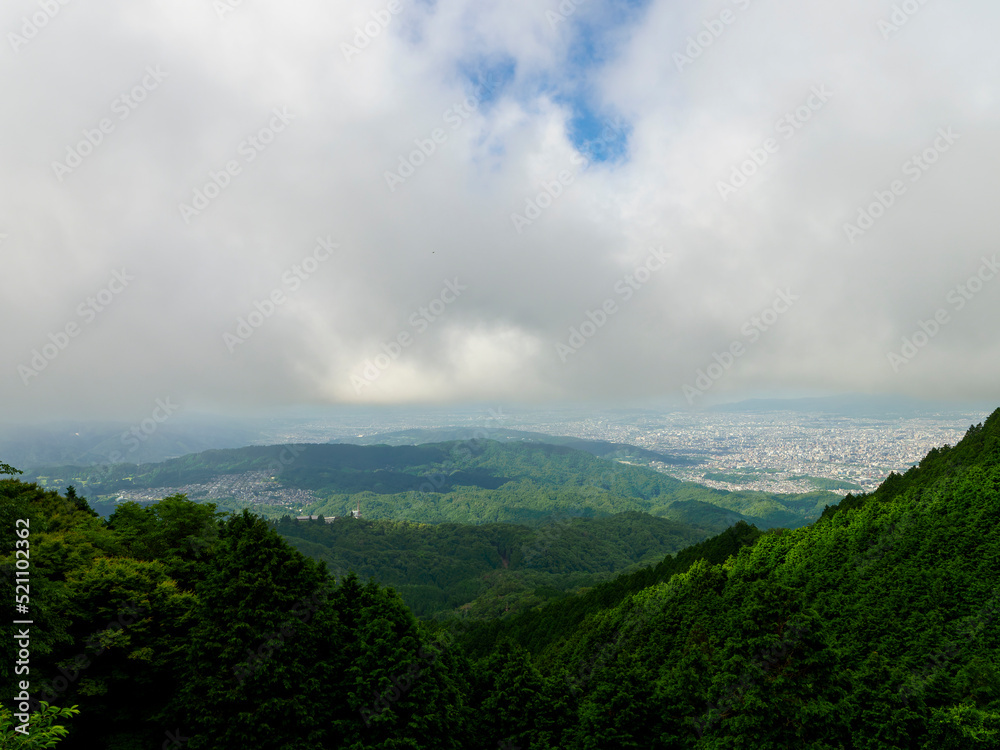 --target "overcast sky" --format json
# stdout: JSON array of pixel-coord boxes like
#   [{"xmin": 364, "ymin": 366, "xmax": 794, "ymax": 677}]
[{"xmin": 2, "ymin": 0, "xmax": 999, "ymax": 422}]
